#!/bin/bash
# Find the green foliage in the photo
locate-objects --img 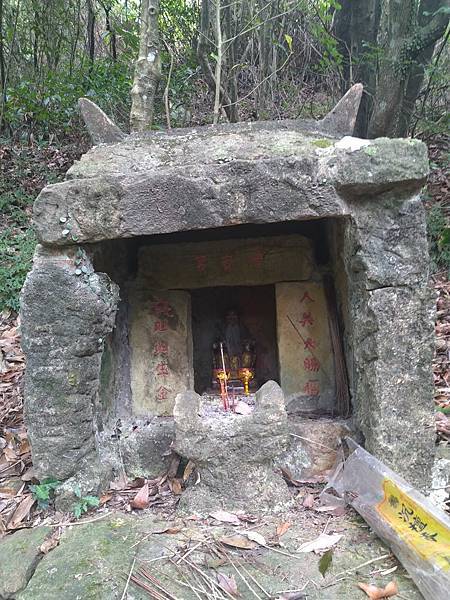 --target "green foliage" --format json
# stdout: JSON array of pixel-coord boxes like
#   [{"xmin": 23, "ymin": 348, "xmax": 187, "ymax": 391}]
[
  {"xmin": 318, "ymin": 548, "xmax": 333, "ymax": 577},
  {"xmin": 0, "ymin": 227, "xmax": 36, "ymax": 312},
  {"xmin": 29, "ymin": 478, "xmax": 60, "ymax": 509},
  {"xmin": 4, "ymin": 60, "xmax": 133, "ymax": 138},
  {"xmin": 427, "ymin": 203, "xmax": 450, "ymax": 273},
  {"xmin": 72, "ymin": 485, "xmax": 100, "ymax": 519}
]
